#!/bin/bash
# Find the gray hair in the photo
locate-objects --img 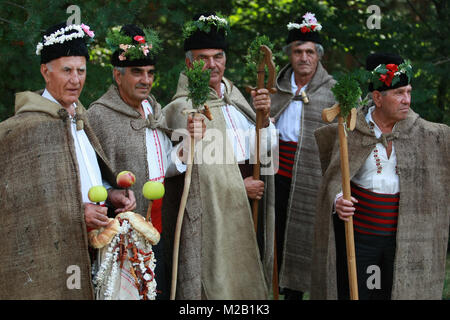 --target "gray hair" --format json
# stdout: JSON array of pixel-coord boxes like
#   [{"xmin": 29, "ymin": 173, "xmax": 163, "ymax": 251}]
[
  {"xmin": 112, "ymin": 66, "xmax": 126, "ymax": 84},
  {"xmin": 283, "ymin": 40, "xmax": 324, "ymax": 60},
  {"xmin": 113, "ymin": 66, "xmax": 126, "ymax": 76},
  {"xmin": 45, "ymin": 62, "xmax": 54, "ymax": 72},
  {"xmin": 185, "ymin": 50, "xmax": 194, "ymax": 62},
  {"xmin": 185, "ymin": 50, "xmax": 226, "ymax": 63}
]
